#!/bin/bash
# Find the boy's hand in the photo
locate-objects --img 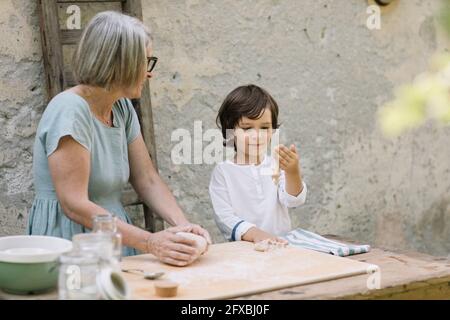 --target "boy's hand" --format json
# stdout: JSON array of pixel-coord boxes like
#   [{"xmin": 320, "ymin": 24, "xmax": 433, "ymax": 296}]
[
  {"xmin": 241, "ymin": 227, "xmax": 288, "ymax": 244},
  {"xmin": 274, "ymin": 144, "xmax": 300, "ymax": 175},
  {"xmin": 274, "ymin": 144, "xmax": 304, "ymax": 196}
]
